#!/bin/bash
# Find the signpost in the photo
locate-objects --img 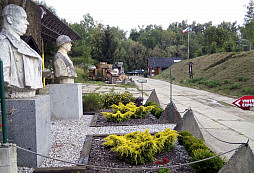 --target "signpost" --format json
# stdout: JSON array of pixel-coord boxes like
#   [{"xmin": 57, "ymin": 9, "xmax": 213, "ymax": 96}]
[
  {"xmin": 232, "ymin": 96, "xmax": 254, "ymax": 110},
  {"xmin": 137, "ymin": 79, "xmax": 147, "ymax": 104}
]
